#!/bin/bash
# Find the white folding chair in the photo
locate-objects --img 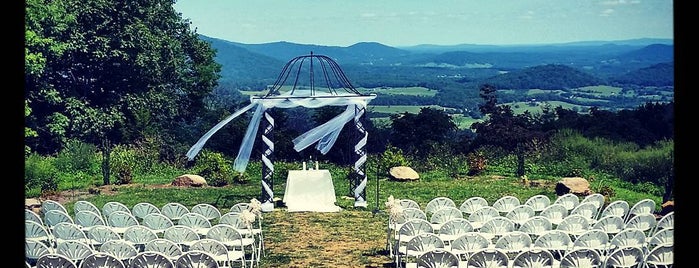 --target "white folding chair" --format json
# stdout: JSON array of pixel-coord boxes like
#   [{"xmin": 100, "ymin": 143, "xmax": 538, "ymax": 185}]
[
  {"xmin": 458, "ymin": 197, "xmax": 489, "ymax": 216},
  {"xmin": 559, "ymin": 247, "xmax": 602, "ymax": 268},
  {"xmin": 553, "ymin": 193, "xmax": 579, "ymax": 212},
  {"xmin": 626, "ymin": 198, "xmax": 656, "ymax": 222},
  {"xmin": 175, "ymin": 250, "xmax": 220, "ymax": 268},
  {"xmin": 643, "ymin": 243, "xmax": 673, "ymax": 268},
  {"xmin": 102, "ymin": 201, "xmax": 131, "ymax": 219},
  {"xmin": 424, "ymin": 197, "xmax": 457, "ymax": 217},
  {"xmin": 144, "ymin": 239, "xmax": 183, "ymax": 262},
  {"xmin": 192, "ymin": 203, "xmax": 223, "ymax": 222},
  {"xmin": 492, "ymin": 196, "xmax": 521, "ymax": 216},
  {"xmin": 132, "ymin": 202, "xmax": 161, "ymax": 223},
  {"xmin": 493, "ymin": 231, "xmax": 532, "ymax": 260},
  {"xmin": 449, "ymin": 232, "xmax": 491, "ymax": 261},
  {"xmin": 74, "ymin": 200, "xmax": 103, "ymax": 219},
  {"xmin": 603, "ymin": 246, "xmax": 644, "ymax": 268},
  {"xmin": 524, "ymin": 194, "xmax": 551, "ymax": 215},
  {"xmin": 512, "ymin": 248, "xmax": 555, "ymax": 268},
  {"xmin": 161, "ymin": 202, "xmax": 190, "ymax": 222},
  {"xmin": 506, "ymin": 204, "xmax": 536, "ymax": 228},
  {"xmin": 129, "ymin": 251, "xmax": 175, "ymax": 268},
  {"xmin": 142, "ymin": 213, "xmax": 174, "ymax": 236},
  {"xmin": 415, "ymin": 249, "xmax": 459, "ymax": 268},
  {"xmin": 35, "ymin": 253, "xmax": 78, "ymax": 268},
  {"xmin": 598, "ymin": 200, "xmax": 630, "ymax": 220},
  {"xmin": 79, "ymin": 252, "xmax": 126, "ymax": 268},
  {"xmin": 467, "ymin": 248, "xmax": 509, "ymax": 268}
]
